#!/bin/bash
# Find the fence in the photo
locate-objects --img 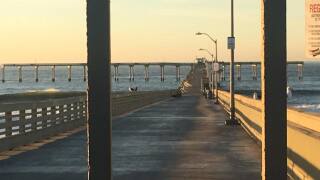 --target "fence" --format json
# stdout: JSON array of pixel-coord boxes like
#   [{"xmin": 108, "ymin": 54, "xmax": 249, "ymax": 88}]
[
  {"xmin": 218, "ymin": 90, "xmax": 320, "ymax": 179},
  {"xmin": 0, "ymin": 90, "xmax": 175, "ymax": 152}
]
